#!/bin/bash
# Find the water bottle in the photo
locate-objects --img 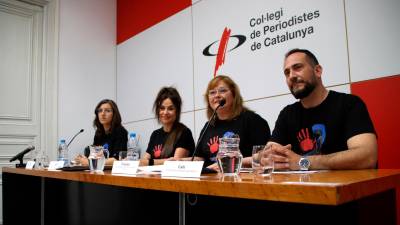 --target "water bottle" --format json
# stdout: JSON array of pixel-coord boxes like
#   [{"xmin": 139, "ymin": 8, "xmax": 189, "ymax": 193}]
[
  {"xmin": 57, "ymin": 139, "xmax": 69, "ymax": 166},
  {"xmin": 103, "ymin": 143, "xmax": 110, "ymax": 159},
  {"xmin": 127, "ymin": 132, "xmax": 140, "ymax": 160}
]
